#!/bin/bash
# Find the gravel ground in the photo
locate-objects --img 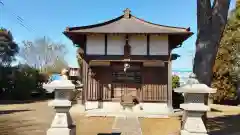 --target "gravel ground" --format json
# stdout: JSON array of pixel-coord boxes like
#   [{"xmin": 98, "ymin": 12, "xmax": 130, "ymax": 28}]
[
  {"xmin": 0, "ymin": 101, "xmax": 54, "ymax": 135},
  {"xmin": 0, "ymin": 101, "xmax": 240, "ymax": 135}
]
